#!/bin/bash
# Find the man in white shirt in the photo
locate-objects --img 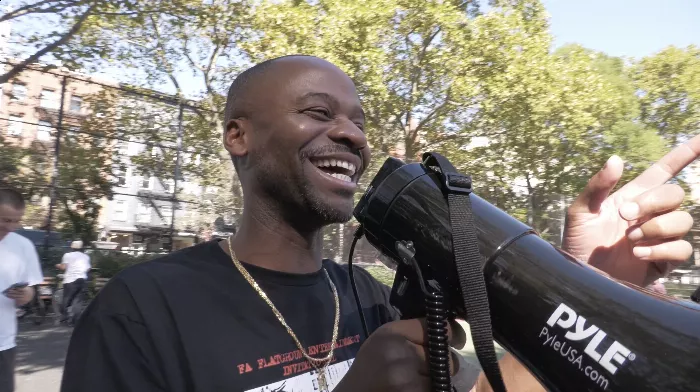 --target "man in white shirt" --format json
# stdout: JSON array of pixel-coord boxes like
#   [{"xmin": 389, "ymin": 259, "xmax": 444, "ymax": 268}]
[
  {"xmin": 55, "ymin": 240, "xmax": 91, "ymax": 326},
  {"xmin": 0, "ymin": 188, "xmax": 43, "ymax": 392}
]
